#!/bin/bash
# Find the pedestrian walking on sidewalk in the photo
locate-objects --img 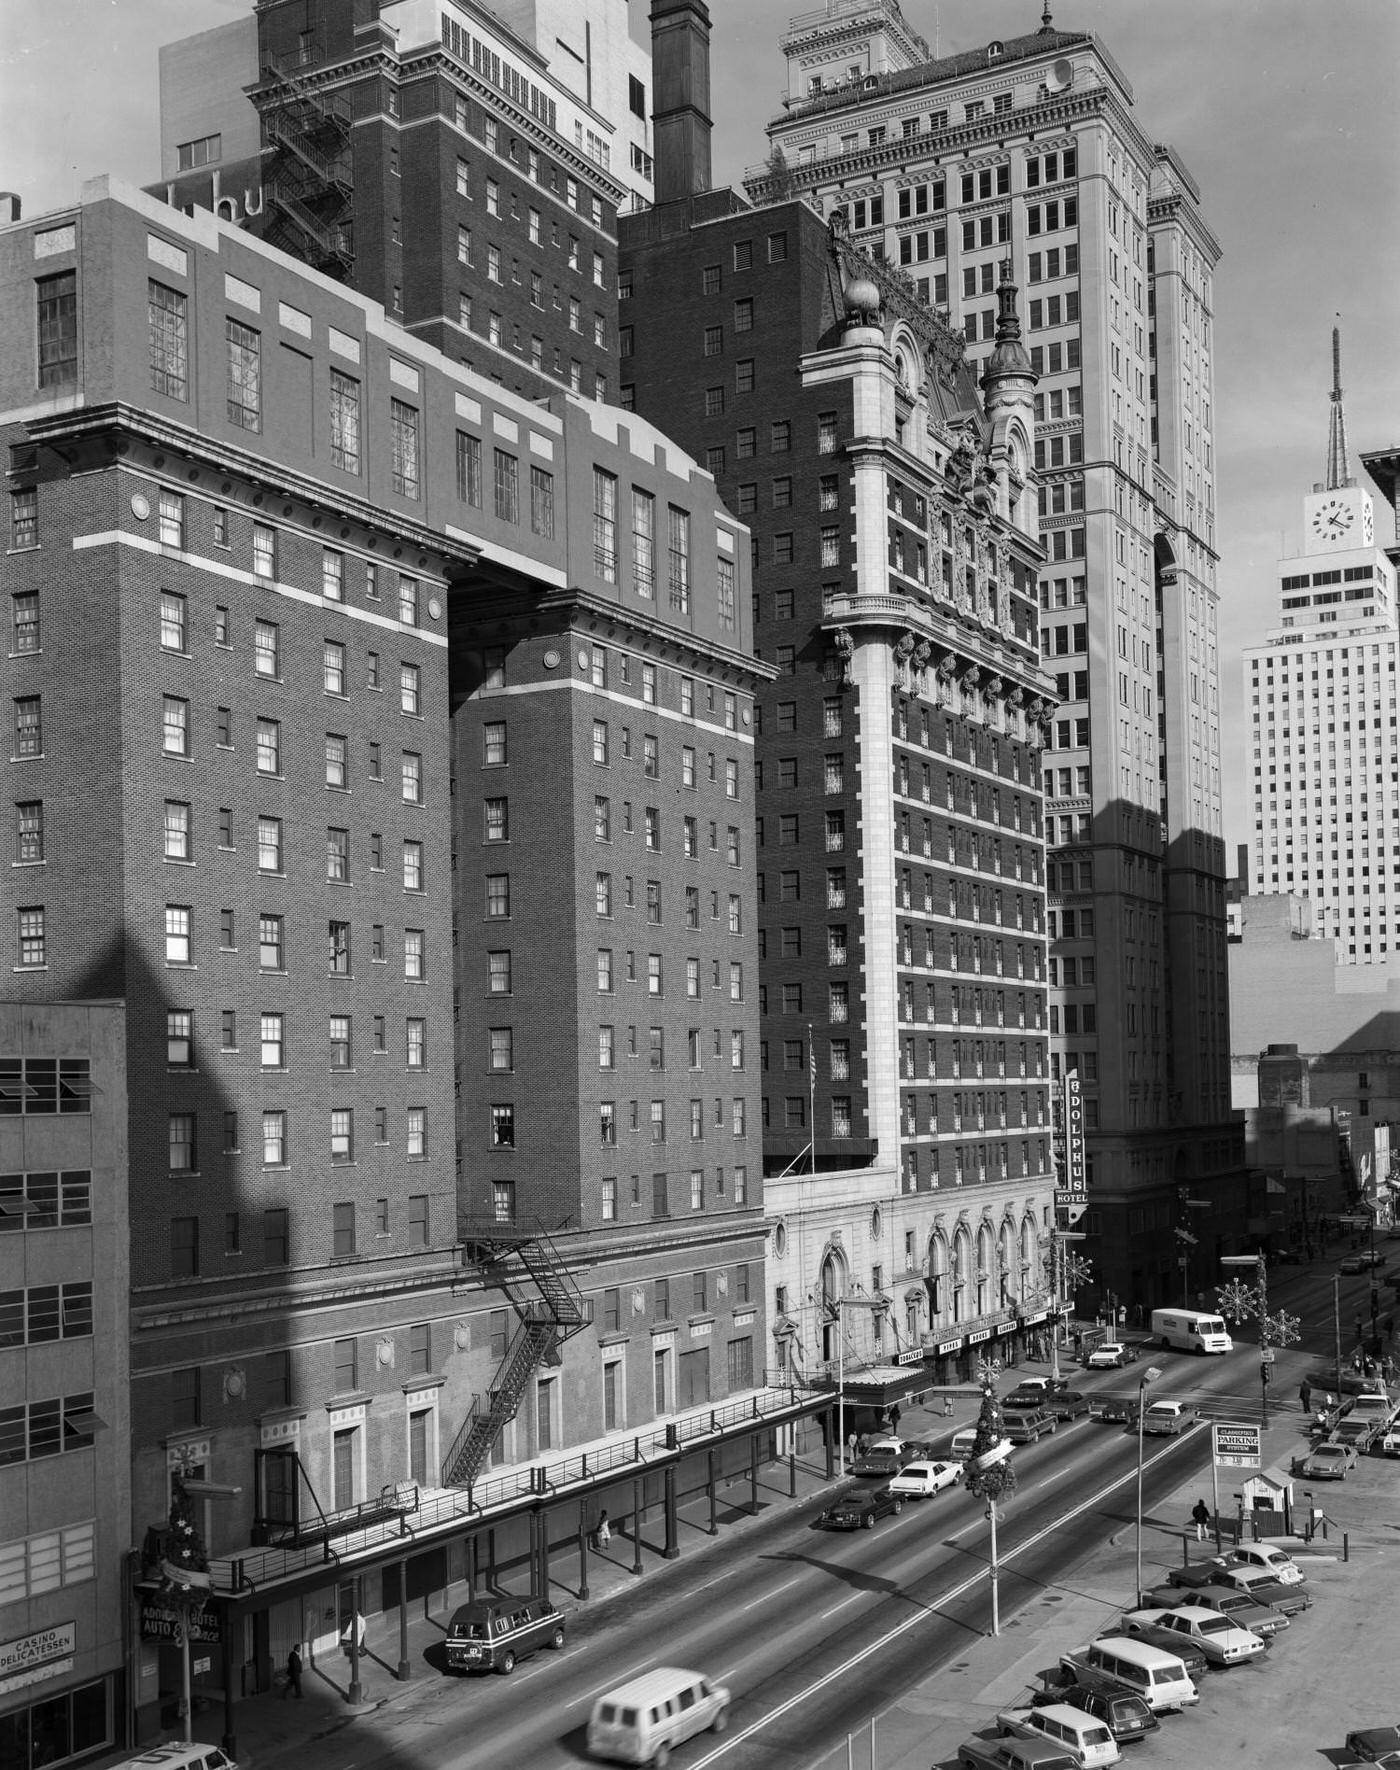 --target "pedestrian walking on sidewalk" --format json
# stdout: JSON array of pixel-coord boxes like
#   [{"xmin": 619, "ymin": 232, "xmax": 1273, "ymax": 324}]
[
  {"xmin": 889, "ymin": 1403, "xmax": 902, "ymax": 1436},
  {"xmin": 1191, "ymin": 1499, "xmax": 1211, "ymax": 1542},
  {"xmin": 1299, "ymin": 1380, "xmax": 1312, "ymax": 1416},
  {"xmin": 594, "ymin": 1510, "xmax": 611, "ymax": 1550},
  {"xmin": 282, "ymin": 1645, "xmax": 303, "ymax": 1700}
]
